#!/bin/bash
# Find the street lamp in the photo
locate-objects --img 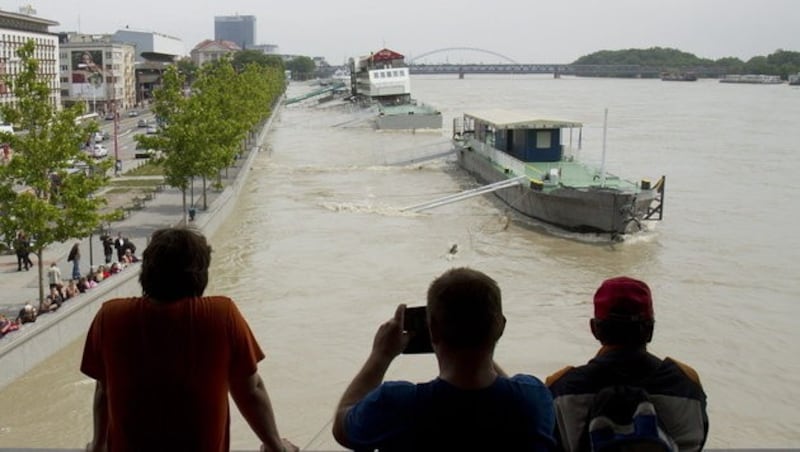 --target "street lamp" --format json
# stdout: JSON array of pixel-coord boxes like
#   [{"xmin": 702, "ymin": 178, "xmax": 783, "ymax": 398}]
[{"xmin": 110, "ymin": 70, "xmax": 120, "ymax": 174}]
